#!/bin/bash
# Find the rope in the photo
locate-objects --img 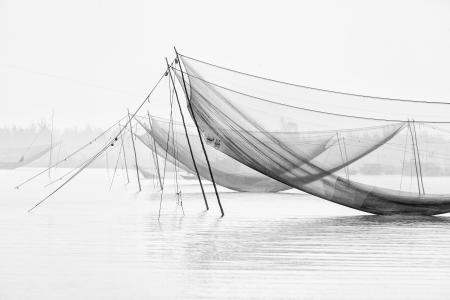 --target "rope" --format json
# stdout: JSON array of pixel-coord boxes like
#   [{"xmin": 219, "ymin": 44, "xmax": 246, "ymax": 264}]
[
  {"xmin": 179, "ymin": 53, "xmax": 450, "ymax": 106},
  {"xmin": 407, "ymin": 121, "xmax": 422, "ymax": 195},
  {"xmin": 120, "ymin": 130, "xmax": 130, "ymax": 184},
  {"xmin": 172, "ymin": 117, "xmax": 184, "ymax": 213},
  {"xmin": 158, "ymin": 79, "xmax": 176, "ymax": 219},
  {"xmin": 28, "ymin": 139, "xmax": 111, "ymax": 212},
  {"xmin": 336, "ymin": 133, "xmax": 349, "ymax": 182},
  {"xmin": 399, "ymin": 130, "xmax": 409, "ymax": 190},
  {"xmin": 167, "ymin": 78, "xmax": 183, "ymax": 210},
  {"xmin": 412, "ymin": 120, "xmax": 425, "ymax": 194},
  {"xmin": 27, "ymin": 68, "xmax": 168, "ymax": 212},
  {"xmin": 20, "ymin": 127, "xmax": 46, "ymax": 159},
  {"xmin": 146, "ymin": 115, "xmax": 164, "ymax": 190},
  {"xmin": 172, "ymin": 67, "xmax": 450, "ymax": 124},
  {"xmin": 176, "ymin": 50, "xmax": 225, "ymax": 217},
  {"xmin": 15, "ymin": 115, "xmax": 127, "ymax": 189},
  {"xmin": 342, "ymin": 136, "xmax": 350, "ymax": 182},
  {"xmin": 109, "ymin": 136, "xmax": 124, "ymax": 191},
  {"xmin": 43, "ymin": 163, "xmax": 79, "ymax": 188}
]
